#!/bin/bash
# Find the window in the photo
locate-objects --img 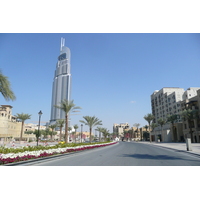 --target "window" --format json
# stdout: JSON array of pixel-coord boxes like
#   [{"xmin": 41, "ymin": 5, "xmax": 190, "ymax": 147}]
[{"xmin": 58, "ymin": 53, "xmax": 67, "ymax": 61}]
